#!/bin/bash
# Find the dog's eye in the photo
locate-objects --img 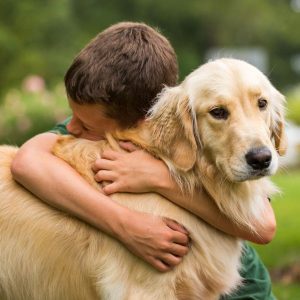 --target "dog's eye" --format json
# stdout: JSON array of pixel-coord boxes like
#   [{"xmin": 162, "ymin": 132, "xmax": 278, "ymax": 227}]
[
  {"xmin": 209, "ymin": 107, "xmax": 229, "ymax": 120},
  {"xmin": 258, "ymin": 98, "xmax": 268, "ymax": 110}
]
